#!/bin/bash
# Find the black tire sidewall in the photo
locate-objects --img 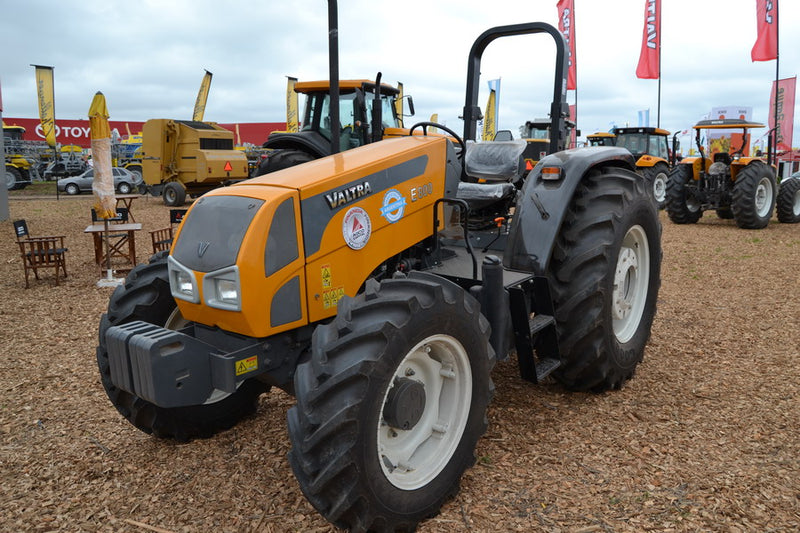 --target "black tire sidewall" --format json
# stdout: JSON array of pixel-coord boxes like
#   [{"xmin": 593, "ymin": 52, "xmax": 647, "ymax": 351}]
[
  {"xmin": 777, "ymin": 178, "xmax": 800, "ymax": 223},
  {"xmin": 732, "ymin": 162, "xmax": 776, "ymax": 229},
  {"xmin": 666, "ymin": 164, "xmax": 702, "ymax": 223}
]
